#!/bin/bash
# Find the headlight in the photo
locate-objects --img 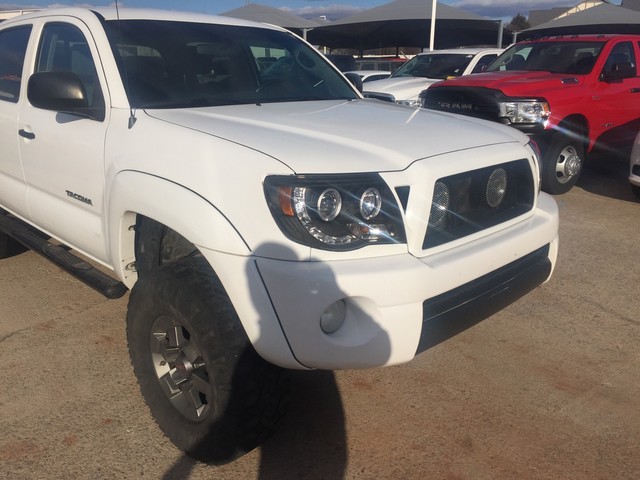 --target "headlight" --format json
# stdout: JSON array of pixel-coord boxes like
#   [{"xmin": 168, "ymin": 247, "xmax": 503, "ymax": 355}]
[
  {"xmin": 264, "ymin": 174, "xmax": 406, "ymax": 250},
  {"xmin": 396, "ymin": 98, "xmax": 421, "ymax": 107},
  {"xmin": 498, "ymin": 100, "xmax": 549, "ymax": 124}
]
